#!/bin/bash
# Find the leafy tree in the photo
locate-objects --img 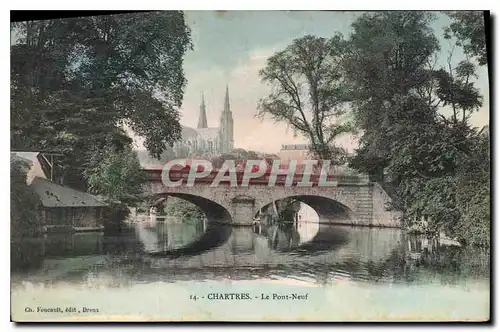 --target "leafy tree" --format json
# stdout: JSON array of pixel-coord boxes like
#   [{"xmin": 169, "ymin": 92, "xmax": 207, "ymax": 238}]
[
  {"xmin": 257, "ymin": 35, "xmax": 353, "ymax": 162},
  {"xmin": 345, "ymin": 11, "xmax": 440, "ymax": 180},
  {"xmin": 85, "ymin": 146, "xmax": 148, "ymax": 207},
  {"xmin": 11, "ymin": 12, "xmax": 192, "ymax": 189},
  {"xmin": 391, "ymin": 126, "xmax": 490, "ymax": 246},
  {"xmin": 444, "ymin": 11, "xmax": 488, "ymax": 66},
  {"xmin": 84, "ymin": 146, "xmax": 149, "ymax": 232},
  {"xmin": 431, "ymin": 48, "xmax": 483, "ymax": 125},
  {"xmin": 453, "ymin": 128, "xmax": 490, "ymax": 246},
  {"xmin": 164, "ymin": 197, "xmax": 204, "ymax": 220},
  {"xmin": 346, "ymin": 12, "xmax": 489, "ymax": 246},
  {"xmin": 10, "ymin": 157, "xmax": 42, "ymax": 236}
]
